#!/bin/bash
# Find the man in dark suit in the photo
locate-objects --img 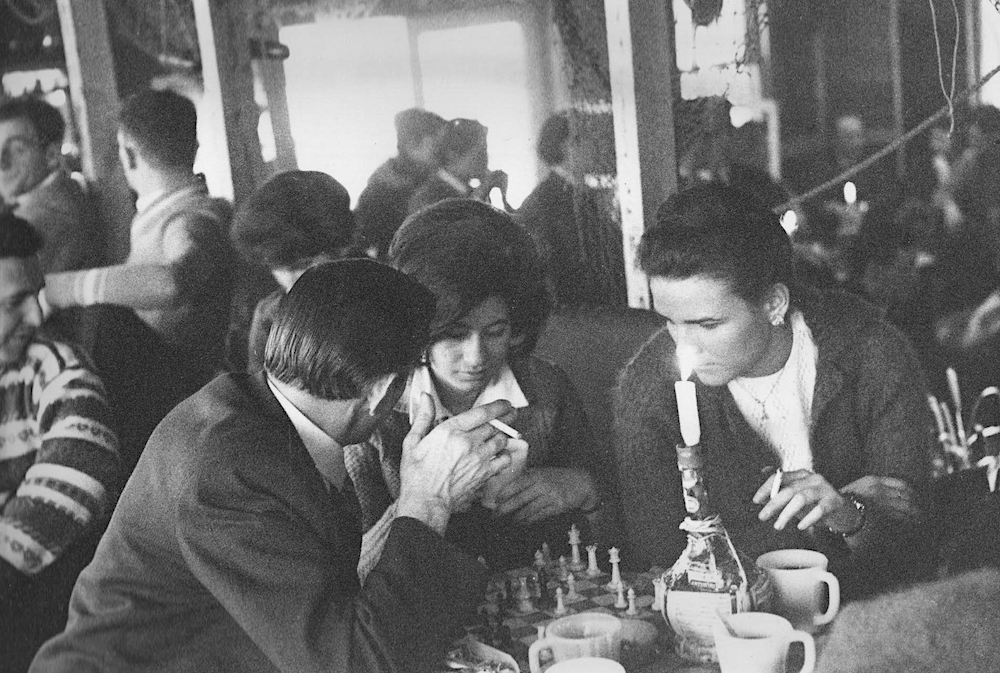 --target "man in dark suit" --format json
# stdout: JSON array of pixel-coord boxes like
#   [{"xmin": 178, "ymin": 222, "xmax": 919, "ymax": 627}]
[{"xmin": 30, "ymin": 259, "xmax": 516, "ymax": 673}]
